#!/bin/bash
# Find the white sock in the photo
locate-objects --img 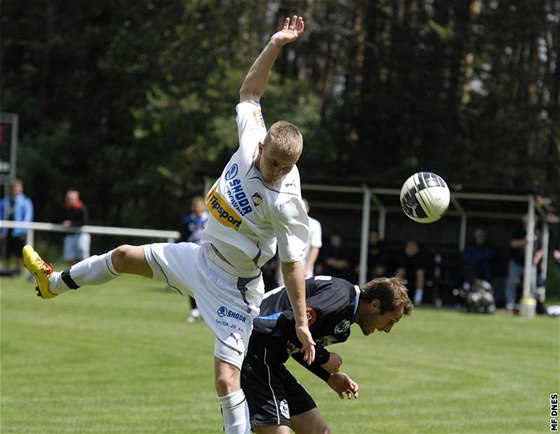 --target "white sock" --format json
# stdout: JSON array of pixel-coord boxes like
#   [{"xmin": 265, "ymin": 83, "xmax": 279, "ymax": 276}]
[
  {"xmin": 218, "ymin": 389, "xmax": 250, "ymax": 434},
  {"xmin": 50, "ymin": 251, "xmax": 120, "ymax": 294}
]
